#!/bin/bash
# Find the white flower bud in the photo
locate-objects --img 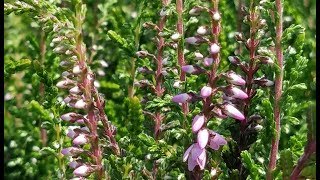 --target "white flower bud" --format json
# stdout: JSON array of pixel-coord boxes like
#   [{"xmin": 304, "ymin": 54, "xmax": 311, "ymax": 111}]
[
  {"xmin": 213, "ymin": 12, "xmax": 221, "ymax": 21},
  {"xmin": 197, "ymin": 26, "xmax": 207, "ymax": 35},
  {"xmin": 171, "ymin": 33, "xmax": 181, "ymax": 41}
]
